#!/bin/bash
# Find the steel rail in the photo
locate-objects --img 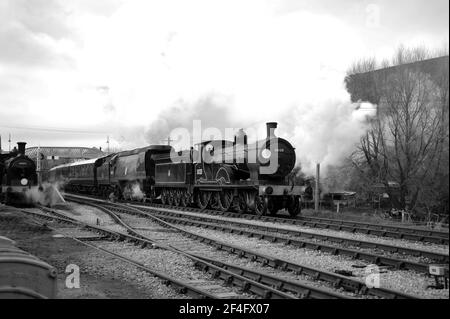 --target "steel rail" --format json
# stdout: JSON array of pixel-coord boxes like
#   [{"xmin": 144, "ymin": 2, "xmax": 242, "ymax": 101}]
[
  {"xmin": 124, "ymin": 199, "xmax": 449, "ymax": 242},
  {"xmin": 64, "ymin": 193, "xmax": 449, "ymax": 244},
  {"xmin": 15, "ymin": 210, "xmax": 218, "ymax": 299},
  {"xmin": 70, "ymin": 238, "xmax": 220, "ymax": 299},
  {"xmin": 72, "ymin": 198, "xmax": 419, "ymax": 299},
  {"xmin": 19, "ymin": 207, "xmax": 297, "ymax": 299},
  {"xmin": 142, "ymin": 211, "xmax": 449, "ymax": 278},
  {"xmin": 190, "ymin": 253, "xmax": 351, "ymax": 299},
  {"xmin": 78, "ymin": 201, "xmax": 349, "ymax": 299},
  {"xmin": 143, "ymin": 208, "xmax": 449, "ymax": 264},
  {"xmin": 297, "ymin": 215, "xmax": 449, "ymax": 239}
]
